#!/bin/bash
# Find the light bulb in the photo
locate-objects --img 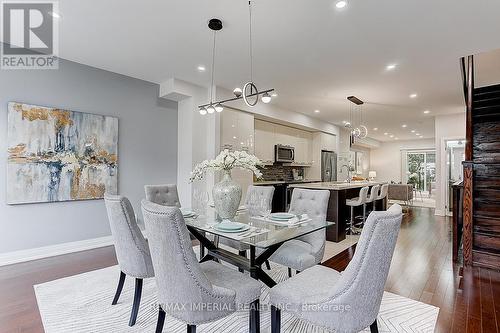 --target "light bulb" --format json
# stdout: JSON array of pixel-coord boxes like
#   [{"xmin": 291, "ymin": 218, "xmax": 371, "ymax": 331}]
[
  {"xmin": 261, "ymin": 92, "xmax": 271, "ymax": 104},
  {"xmin": 233, "ymin": 88, "xmax": 242, "ymax": 97},
  {"xmin": 336, "ymin": 1, "xmax": 347, "ymax": 9},
  {"xmin": 215, "ymin": 103, "xmax": 224, "ymax": 112},
  {"xmin": 207, "ymin": 105, "xmax": 215, "ymax": 114},
  {"xmin": 199, "ymin": 108, "xmax": 207, "ymax": 115}
]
